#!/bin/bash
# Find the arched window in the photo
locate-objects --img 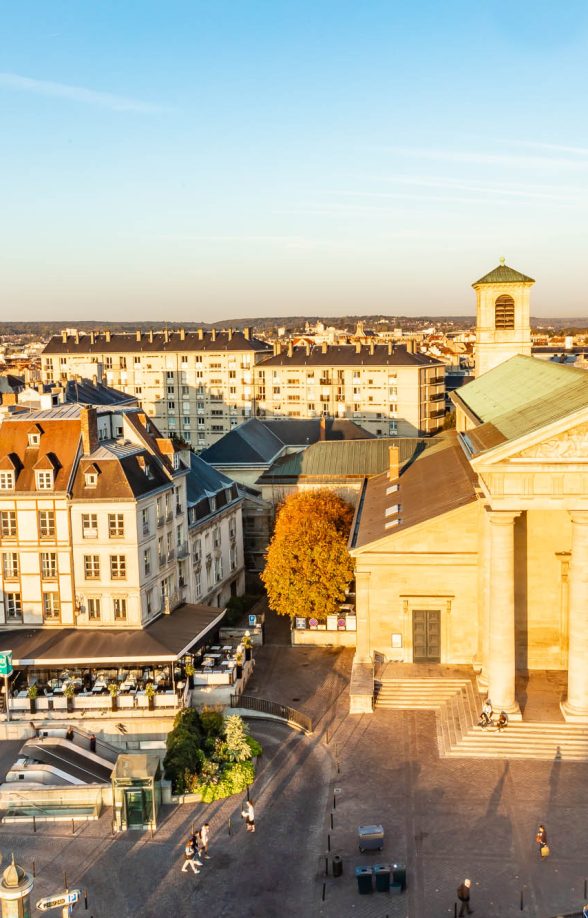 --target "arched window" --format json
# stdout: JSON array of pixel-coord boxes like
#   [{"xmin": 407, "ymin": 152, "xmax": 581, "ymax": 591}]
[{"xmin": 495, "ymin": 294, "xmax": 515, "ymax": 329}]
